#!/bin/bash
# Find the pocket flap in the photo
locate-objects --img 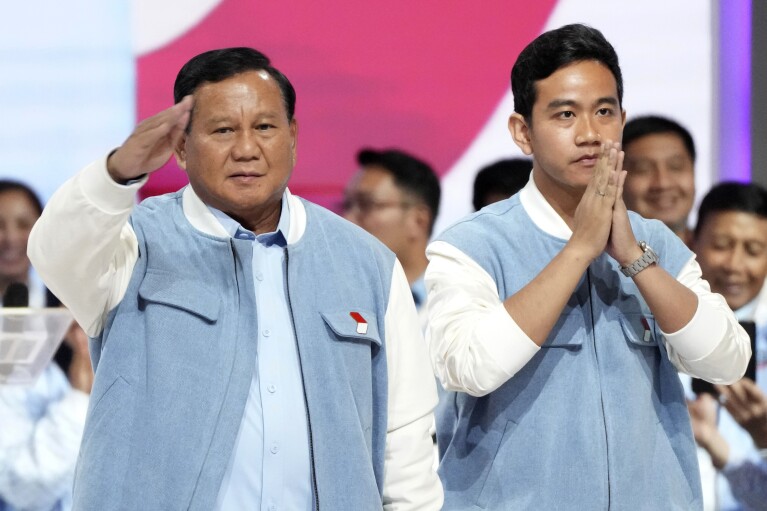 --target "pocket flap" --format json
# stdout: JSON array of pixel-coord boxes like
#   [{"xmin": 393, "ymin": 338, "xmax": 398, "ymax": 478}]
[
  {"xmin": 544, "ymin": 312, "xmax": 586, "ymax": 348},
  {"xmin": 620, "ymin": 313, "xmax": 658, "ymax": 347},
  {"xmin": 138, "ymin": 271, "xmax": 219, "ymax": 322},
  {"xmin": 320, "ymin": 310, "xmax": 382, "ymax": 345}
]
